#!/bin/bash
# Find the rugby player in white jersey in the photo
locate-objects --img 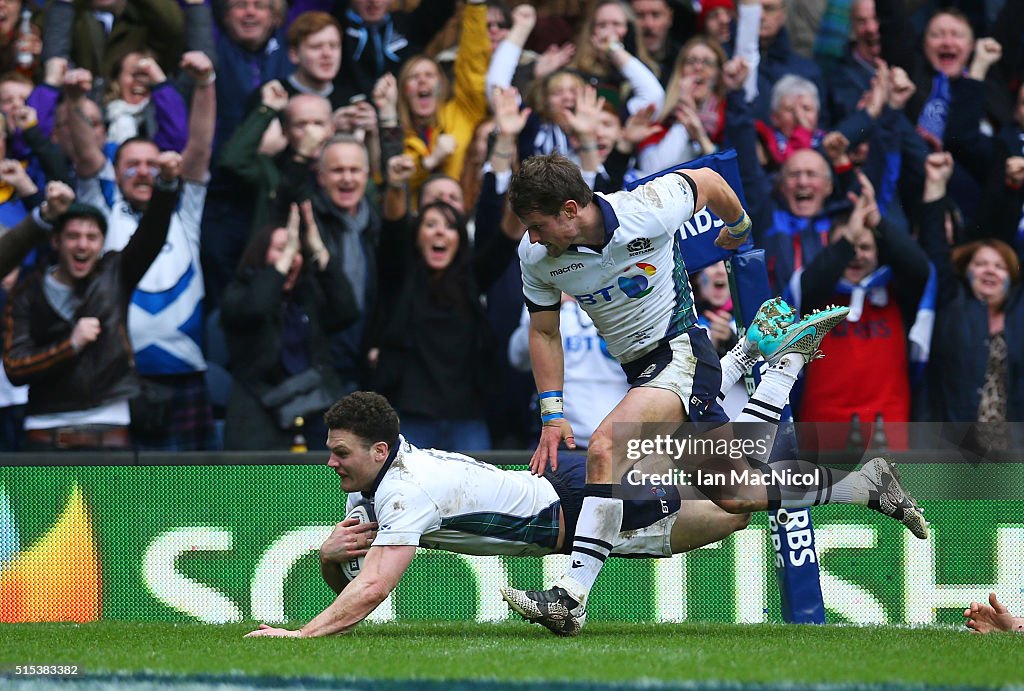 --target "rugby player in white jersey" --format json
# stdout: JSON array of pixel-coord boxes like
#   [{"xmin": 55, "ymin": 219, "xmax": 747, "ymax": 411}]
[
  {"xmin": 244, "ymin": 392, "xmax": 752, "ymax": 638},
  {"xmin": 499, "ymin": 154, "xmax": 928, "ymax": 636}
]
